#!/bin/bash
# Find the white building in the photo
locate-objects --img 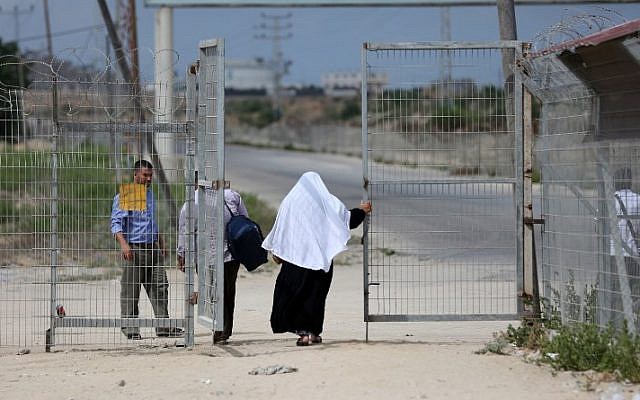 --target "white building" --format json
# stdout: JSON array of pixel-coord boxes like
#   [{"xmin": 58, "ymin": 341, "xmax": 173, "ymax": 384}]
[
  {"xmin": 226, "ymin": 58, "xmax": 275, "ymax": 95},
  {"xmin": 321, "ymin": 71, "xmax": 388, "ymax": 97}
]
